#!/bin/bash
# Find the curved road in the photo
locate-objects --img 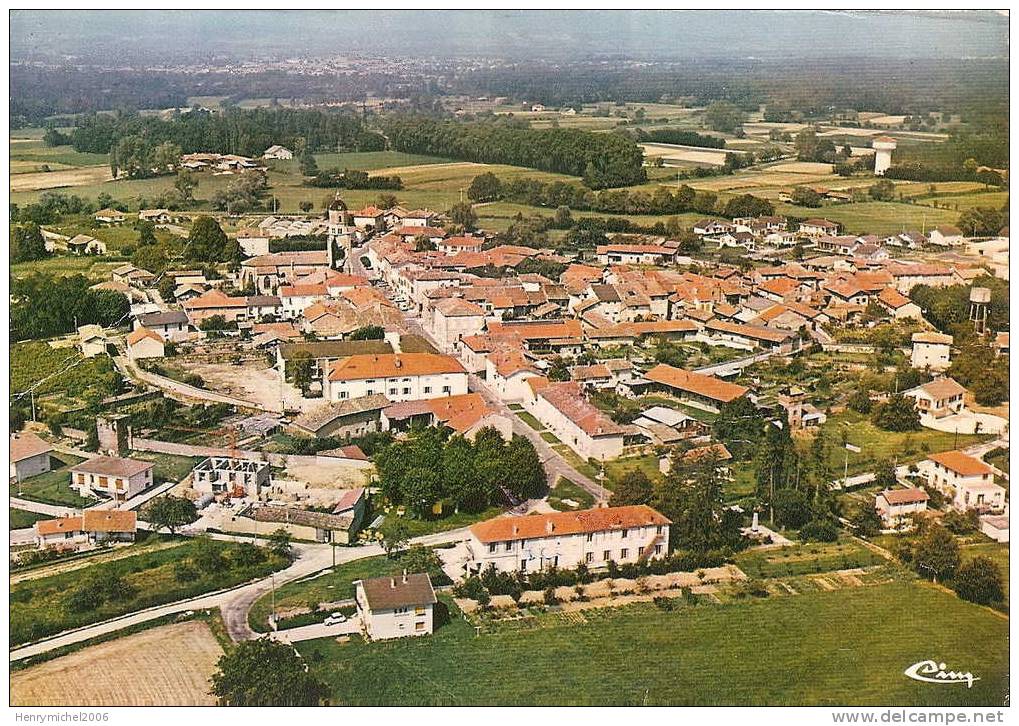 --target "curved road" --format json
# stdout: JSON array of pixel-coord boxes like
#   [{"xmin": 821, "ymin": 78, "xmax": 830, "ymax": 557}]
[{"xmin": 10, "ymin": 526, "xmax": 474, "ymax": 662}]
